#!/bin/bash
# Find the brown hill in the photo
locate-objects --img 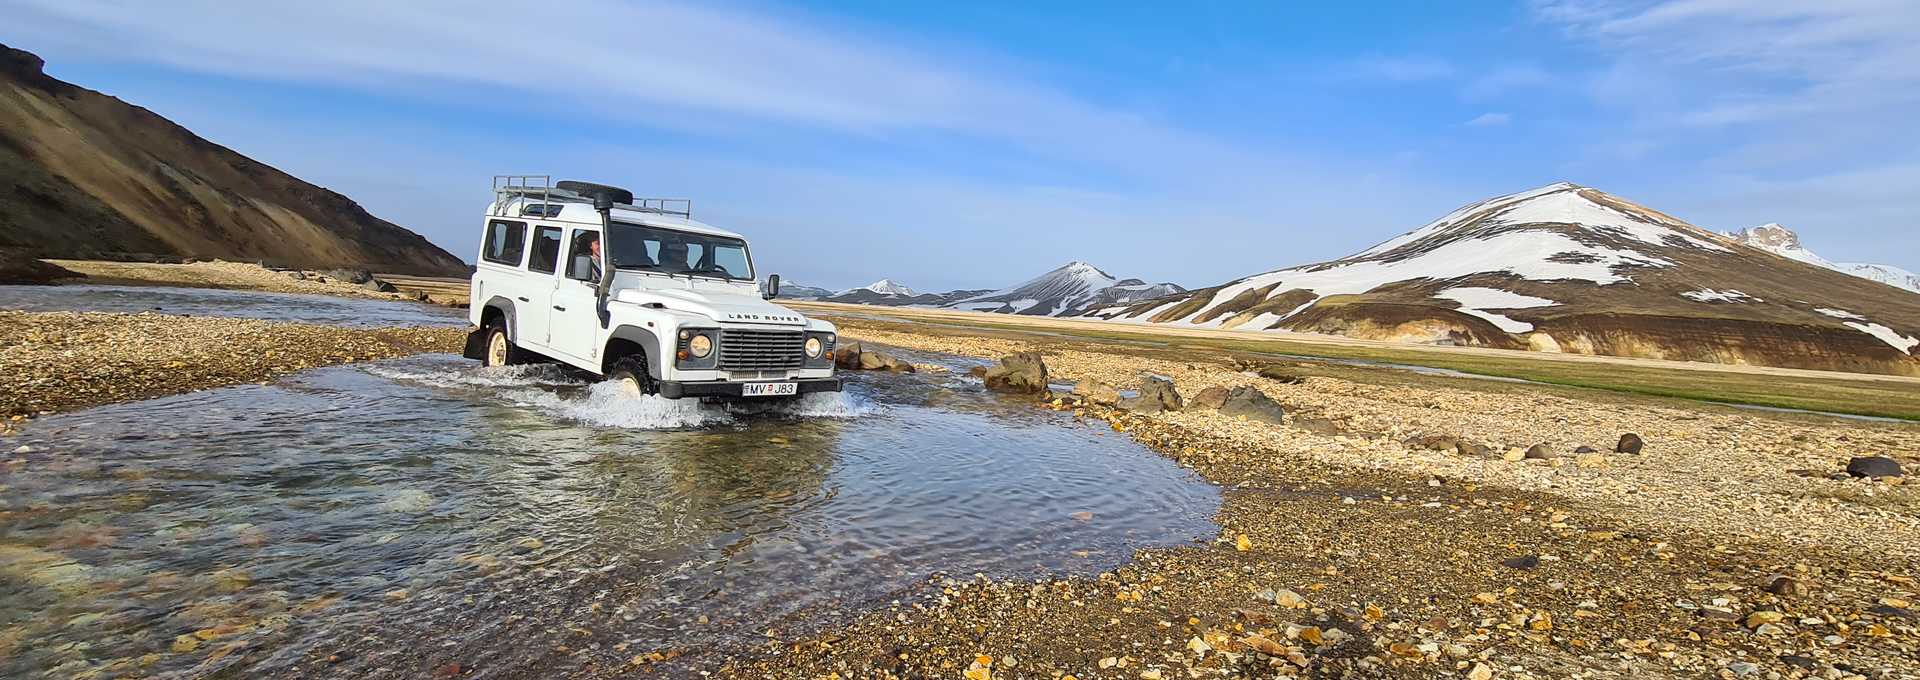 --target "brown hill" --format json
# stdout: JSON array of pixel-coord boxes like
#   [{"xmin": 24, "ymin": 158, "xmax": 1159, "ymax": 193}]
[
  {"xmin": 0, "ymin": 45, "xmax": 467, "ymax": 276},
  {"xmin": 1084, "ymin": 182, "xmax": 1920, "ymax": 376}
]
